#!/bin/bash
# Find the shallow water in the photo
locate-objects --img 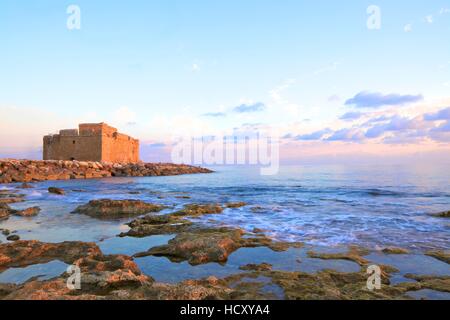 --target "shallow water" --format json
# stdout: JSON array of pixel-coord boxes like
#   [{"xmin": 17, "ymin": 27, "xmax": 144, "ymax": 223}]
[
  {"xmin": 0, "ymin": 260, "xmax": 69, "ymax": 284},
  {"xmin": 0, "ymin": 164, "xmax": 449, "ymax": 295}
]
